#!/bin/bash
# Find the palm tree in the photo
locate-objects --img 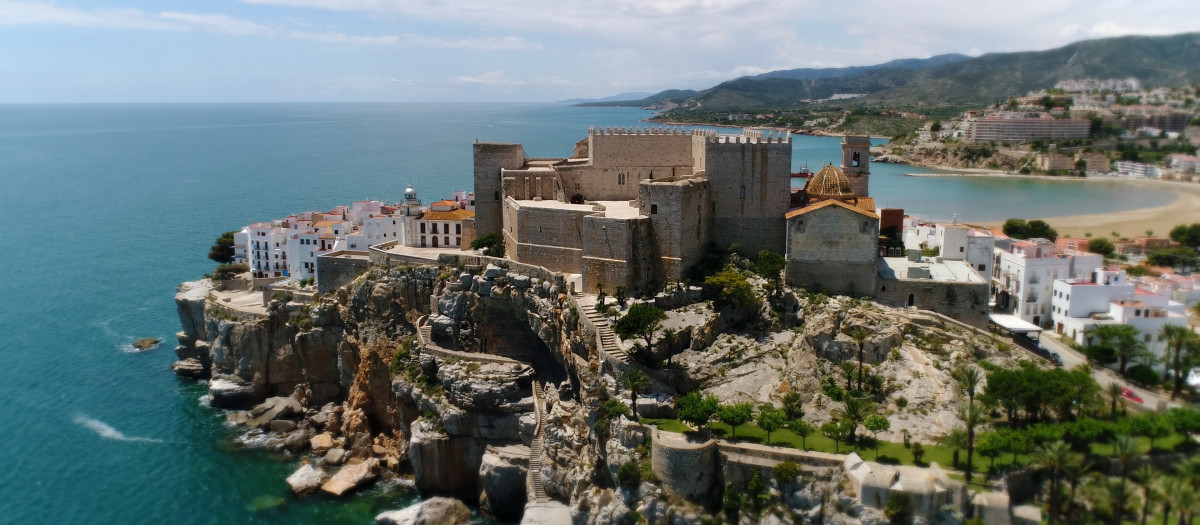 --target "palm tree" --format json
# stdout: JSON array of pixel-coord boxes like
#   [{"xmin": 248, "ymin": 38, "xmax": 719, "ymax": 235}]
[
  {"xmin": 1160, "ymin": 325, "xmax": 1197, "ymax": 400},
  {"xmin": 624, "ymin": 369, "xmax": 648, "ymax": 420},
  {"xmin": 1032, "ymin": 440, "xmax": 1081, "ymax": 525},
  {"xmin": 832, "ymin": 397, "xmax": 873, "ymax": 444},
  {"xmin": 960, "ymin": 402, "xmax": 984, "ymax": 483},
  {"xmin": 849, "ymin": 326, "xmax": 871, "ymax": 391},
  {"xmin": 838, "ymin": 361, "xmax": 856, "ymax": 392},
  {"xmin": 953, "ymin": 364, "xmax": 984, "ymax": 406},
  {"xmin": 1112, "ymin": 434, "xmax": 1143, "ymax": 524},
  {"xmin": 1086, "ymin": 475, "xmax": 1138, "ymax": 525},
  {"xmin": 1165, "ymin": 478, "xmax": 1198, "ymax": 525},
  {"xmin": 938, "ymin": 427, "xmax": 969, "ymax": 469},
  {"xmin": 1174, "ymin": 456, "xmax": 1200, "ymax": 490},
  {"xmin": 1132, "ymin": 464, "xmax": 1161, "ymax": 525},
  {"xmin": 1107, "ymin": 382, "xmax": 1124, "ymax": 420}
]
